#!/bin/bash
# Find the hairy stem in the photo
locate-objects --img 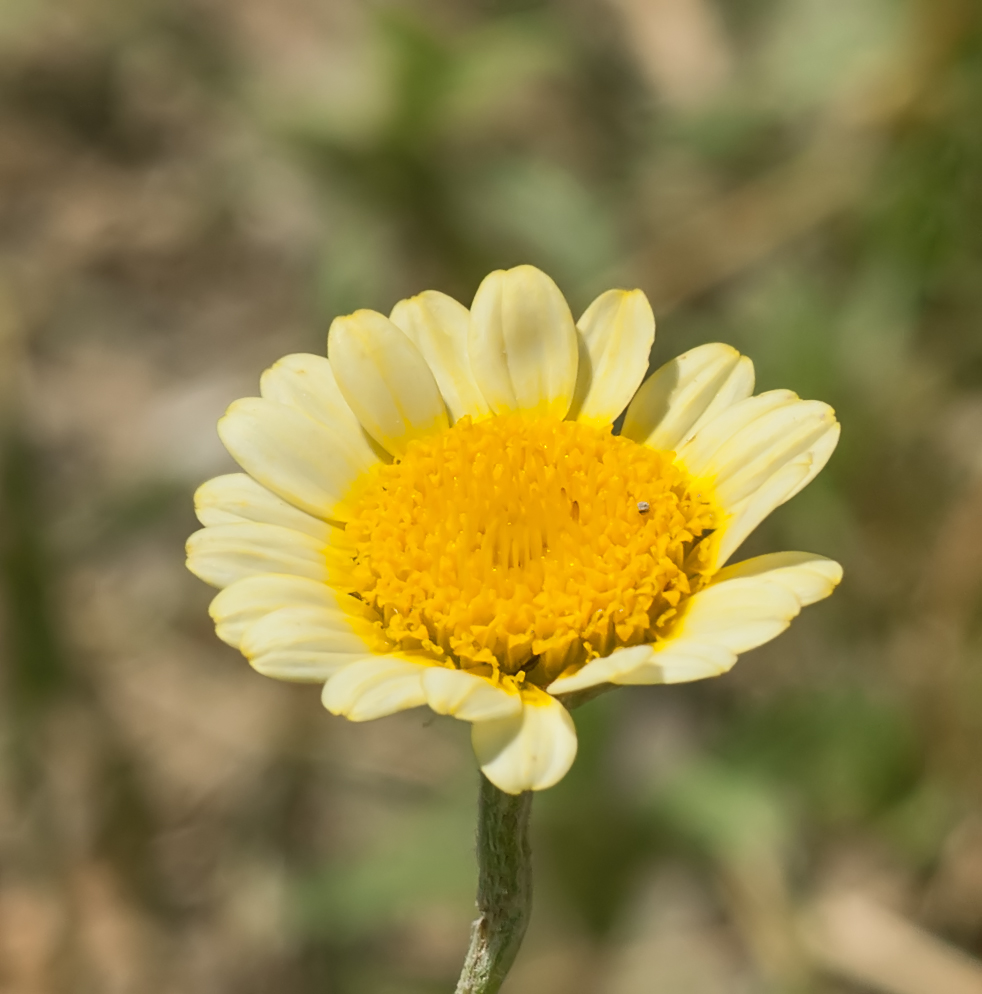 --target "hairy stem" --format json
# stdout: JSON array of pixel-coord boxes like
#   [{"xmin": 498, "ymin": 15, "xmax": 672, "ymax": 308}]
[{"xmin": 455, "ymin": 775, "xmax": 533, "ymax": 994}]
